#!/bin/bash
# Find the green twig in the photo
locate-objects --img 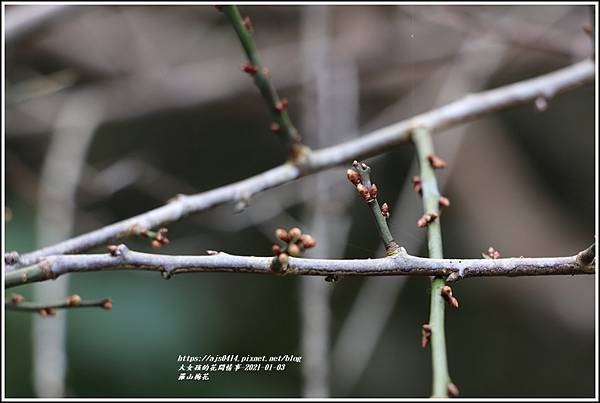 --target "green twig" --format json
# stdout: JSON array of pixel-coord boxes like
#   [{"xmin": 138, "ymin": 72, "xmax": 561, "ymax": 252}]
[
  {"xmin": 413, "ymin": 127, "xmax": 455, "ymax": 397},
  {"xmin": 222, "ymin": 5, "xmax": 307, "ymax": 161},
  {"xmin": 6, "ymin": 293, "xmax": 112, "ymax": 314},
  {"xmin": 347, "ymin": 161, "xmax": 403, "ymax": 256}
]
